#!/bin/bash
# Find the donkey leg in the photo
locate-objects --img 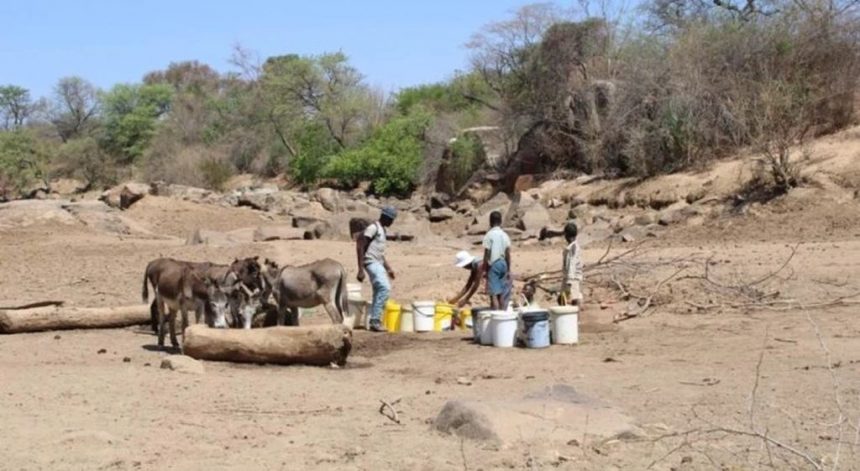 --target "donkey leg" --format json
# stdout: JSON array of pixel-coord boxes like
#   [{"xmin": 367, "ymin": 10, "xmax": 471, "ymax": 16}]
[
  {"xmin": 323, "ymin": 302, "xmax": 342, "ymax": 324},
  {"xmin": 168, "ymin": 310, "xmax": 179, "ymax": 348},
  {"xmin": 288, "ymin": 307, "xmax": 300, "ymax": 326},
  {"xmin": 156, "ymin": 296, "xmax": 167, "ymax": 348}
]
